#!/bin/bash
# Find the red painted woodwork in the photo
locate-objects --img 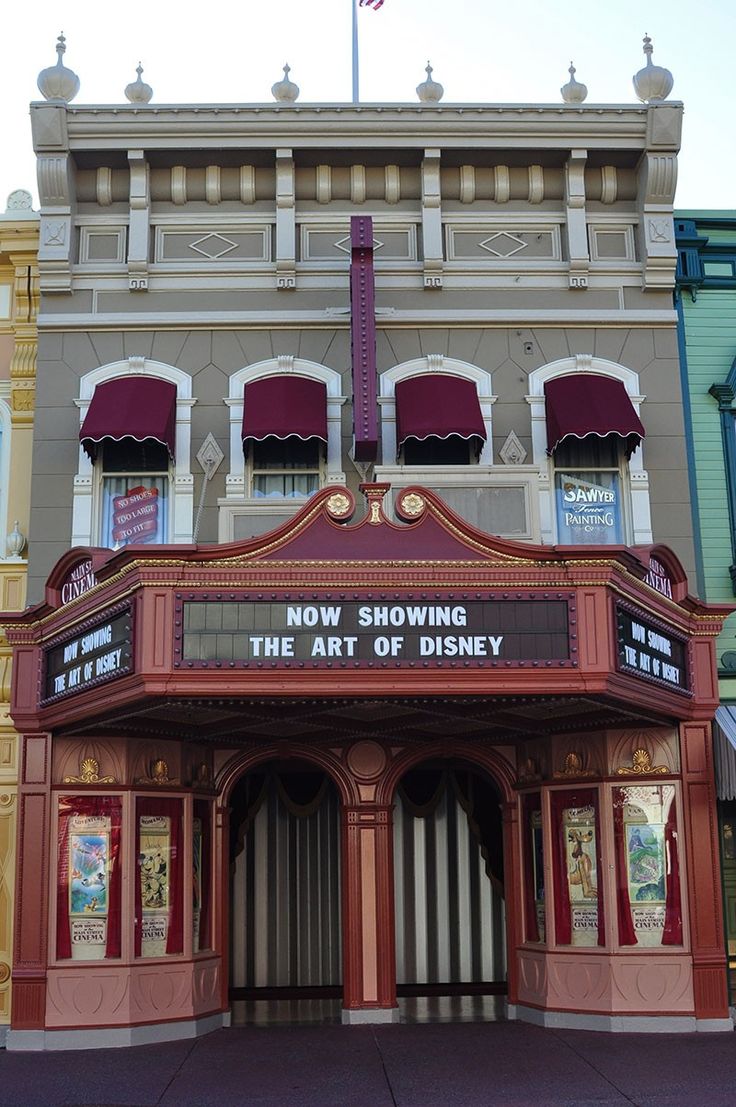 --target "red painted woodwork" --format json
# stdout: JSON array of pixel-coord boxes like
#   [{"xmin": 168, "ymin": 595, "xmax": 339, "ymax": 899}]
[{"xmin": 679, "ymin": 721, "xmax": 729, "ymax": 1020}]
